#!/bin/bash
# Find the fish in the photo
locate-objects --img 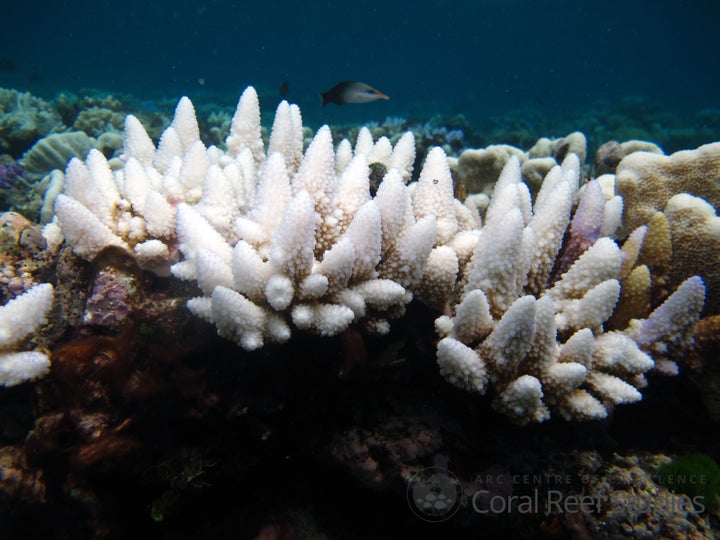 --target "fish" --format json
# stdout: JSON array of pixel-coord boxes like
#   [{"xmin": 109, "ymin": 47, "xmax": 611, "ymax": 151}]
[{"xmin": 320, "ymin": 81, "xmax": 389, "ymax": 106}]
